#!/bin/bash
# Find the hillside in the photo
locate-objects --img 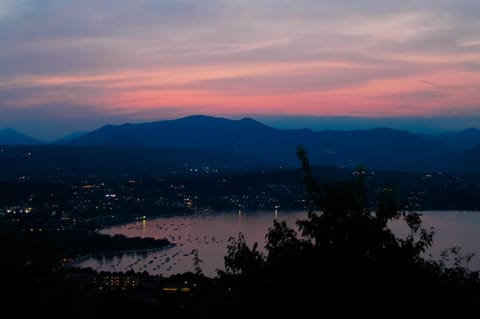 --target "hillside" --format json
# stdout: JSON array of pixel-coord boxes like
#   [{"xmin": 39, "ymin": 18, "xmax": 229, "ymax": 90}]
[
  {"xmin": 0, "ymin": 145, "xmax": 274, "ymax": 177},
  {"xmin": 0, "ymin": 128, "xmax": 44, "ymax": 145},
  {"xmin": 68, "ymin": 115, "xmax": 449, "ymax": 172}
]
